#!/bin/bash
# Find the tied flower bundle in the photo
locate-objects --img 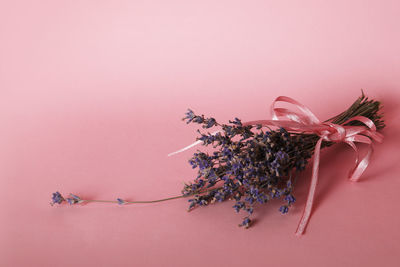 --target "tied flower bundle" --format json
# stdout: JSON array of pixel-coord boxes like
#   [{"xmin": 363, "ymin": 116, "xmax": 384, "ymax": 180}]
[{"xmin": 51, "ymin": 92, "xmax": 384, "ymax": 235}]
